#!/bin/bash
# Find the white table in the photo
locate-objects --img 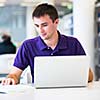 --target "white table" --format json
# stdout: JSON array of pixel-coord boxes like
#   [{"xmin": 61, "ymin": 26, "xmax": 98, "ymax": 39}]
[{"xmin": 0, "ymin": 81, "xmax": 100, "ymax": 100}]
